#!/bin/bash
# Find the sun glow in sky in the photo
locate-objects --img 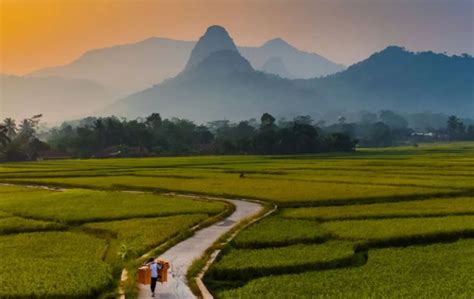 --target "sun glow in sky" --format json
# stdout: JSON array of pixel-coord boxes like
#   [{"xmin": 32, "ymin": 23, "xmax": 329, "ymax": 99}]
[{"xmin": 1, "ymin": 0, "xmax": 473, "ymax": 75}]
